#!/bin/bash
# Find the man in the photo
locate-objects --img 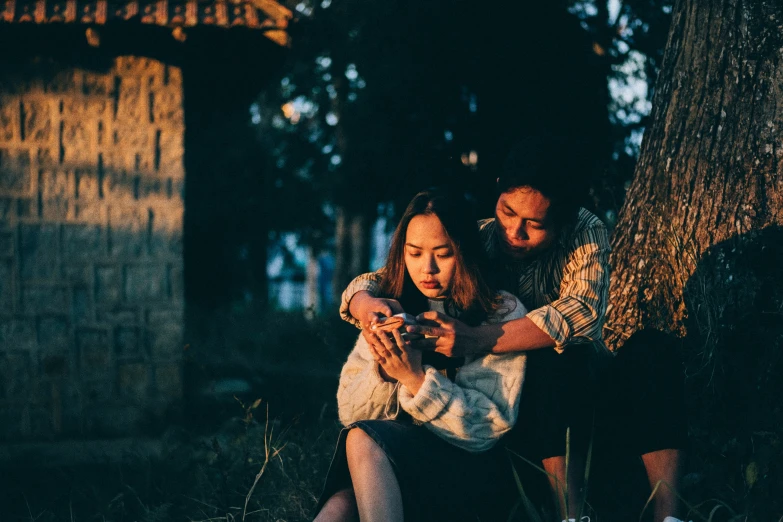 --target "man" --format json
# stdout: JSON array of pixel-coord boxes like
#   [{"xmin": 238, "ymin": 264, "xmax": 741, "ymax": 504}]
[{"xmin": 341, "ymin": 137, "xmax": 687, "ymax": 522}]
